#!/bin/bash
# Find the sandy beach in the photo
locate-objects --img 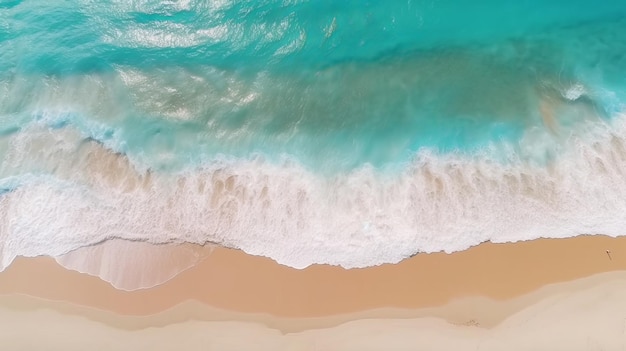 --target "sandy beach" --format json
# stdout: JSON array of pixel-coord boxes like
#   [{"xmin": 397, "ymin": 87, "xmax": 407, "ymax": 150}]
[{"xmin": 1, "ymin": 235, "xmax": 626, "ymax": 349}]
